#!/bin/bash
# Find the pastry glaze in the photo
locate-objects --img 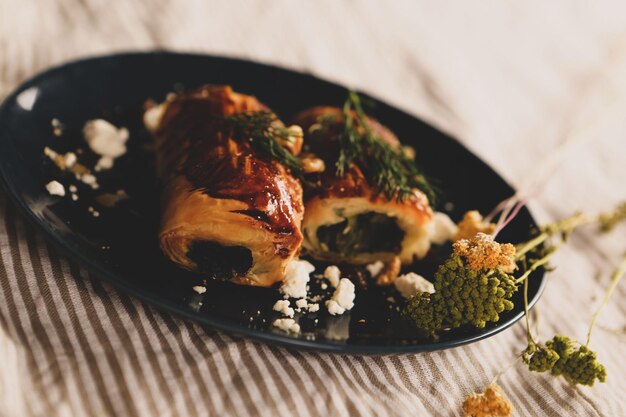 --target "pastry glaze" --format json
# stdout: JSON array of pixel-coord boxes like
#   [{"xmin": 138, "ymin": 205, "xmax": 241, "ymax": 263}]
[
  {"xmin": 293, "ymin": 106, "xmax": 432, "ymax": 265},
  {"xmin": 145, "ymin": 86, "xmax": 303, "ymax": 286}
]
